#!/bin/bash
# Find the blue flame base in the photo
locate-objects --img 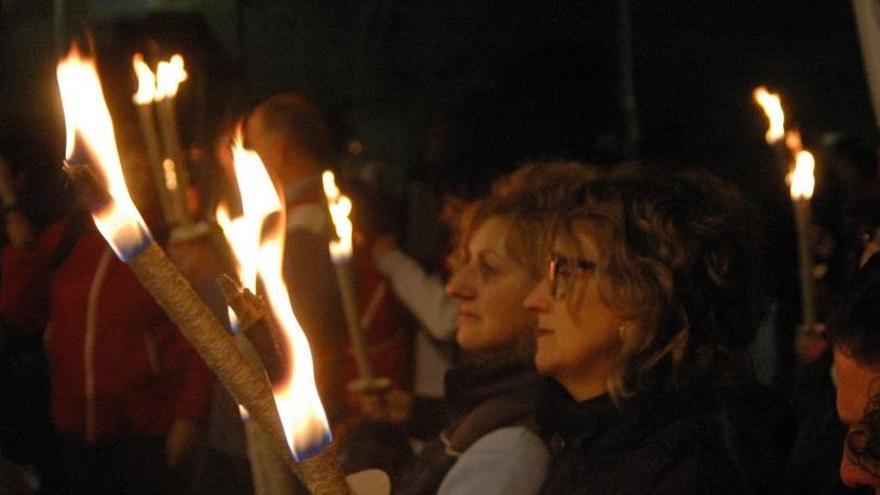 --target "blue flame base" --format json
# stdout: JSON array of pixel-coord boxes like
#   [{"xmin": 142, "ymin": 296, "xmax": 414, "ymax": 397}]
[
  {"xmin": 117, "ymin": 236, "xmax": 152, "ymax": 263},
  {"xmin": 292, "ymin": 430, "xmax": 333, "ymax": 462}
]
